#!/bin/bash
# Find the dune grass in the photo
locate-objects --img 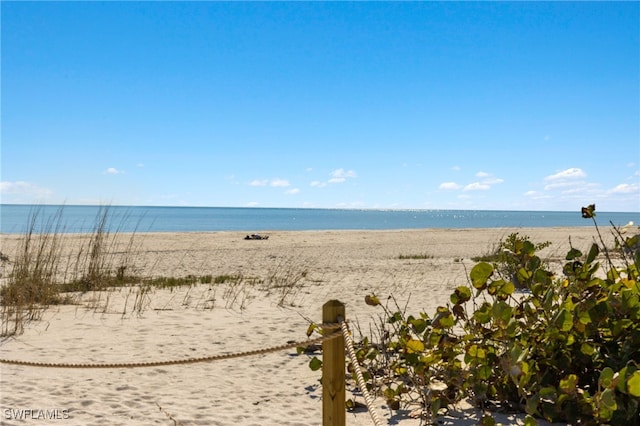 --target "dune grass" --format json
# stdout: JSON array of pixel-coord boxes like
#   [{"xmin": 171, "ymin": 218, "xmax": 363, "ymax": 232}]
[
  {"xmin": 1, "ymin": 206, "xmax": 69, "ymax": 336},
  {"xmin": 0, "ymin": 206, "xmax": 310, "ymax": 336},
  {"xmin": 397, "ymin": 253, "xmax": 433, "ymax": 260}
]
